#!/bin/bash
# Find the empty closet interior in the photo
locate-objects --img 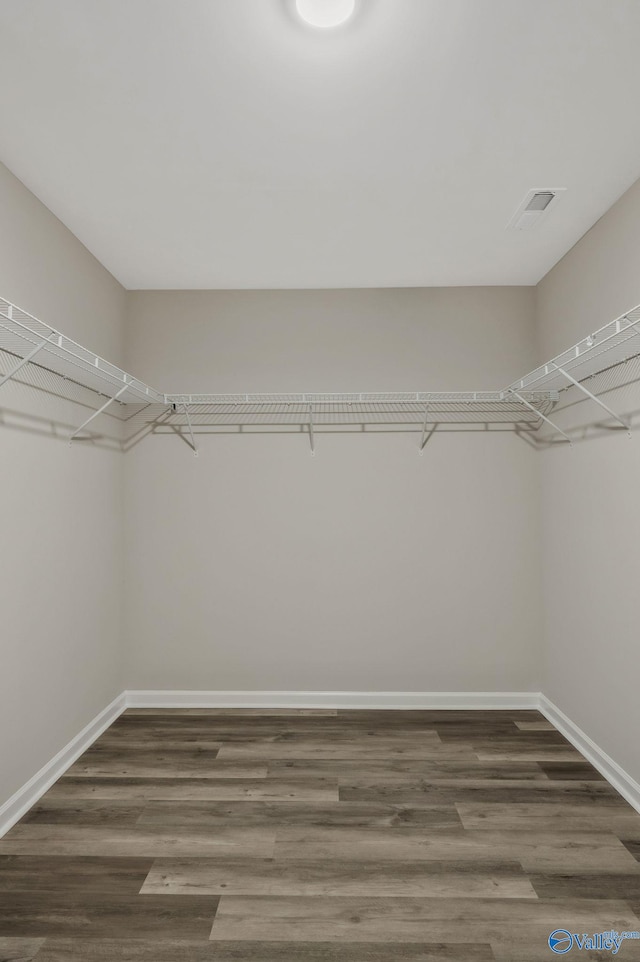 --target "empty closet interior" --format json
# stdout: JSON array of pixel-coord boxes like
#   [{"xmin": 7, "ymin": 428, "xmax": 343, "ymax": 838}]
[{"xmin": 1, "ymin": 2, "xmax": 640, "ymax": 959}]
